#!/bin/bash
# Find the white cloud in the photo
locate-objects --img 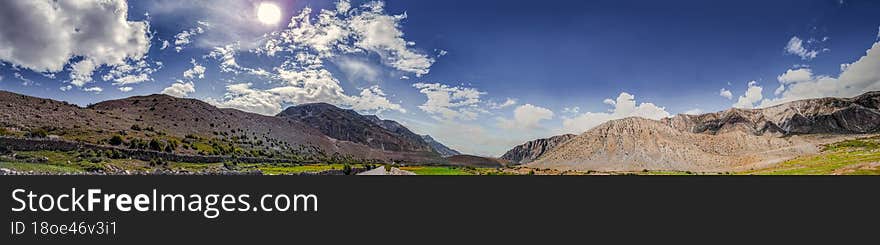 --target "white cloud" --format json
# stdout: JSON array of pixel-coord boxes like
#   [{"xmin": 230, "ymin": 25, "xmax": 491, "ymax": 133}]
[
  {"xmin": 603, "ymin": 98, "xmax": 616, "ymax": 106},
  {"xmin": 683, "ymin": 108, "xmax": 704, "ymax": 115},
  {"xmin": 101, "ymin": 59, "xmax": 160, "ymax": 86},
  {"xmin": 194, "ymin": 1, "xmax": 424, "ymax": 116},
  {"xmin": 205, "ymin": 83, "xmax": 280, "ymax": 115},
  {"xmin": 785, "ymin": 36, "xmax": 821, "ymax": 60},
  {"xmin": 208, "ymin": 68, "xmax": 404, "ymax": 116},
  {"xmin": 777, "ymin": 68, "xmax": 813, "ymax": 84},
  {"xmin": 173, "ymin": 21, "xmax": 208, "ymax": 52},
  {"xmin": 412, "ymin": 83, "xmax": 487, "ymax": 121},
  {"xmin": 350, "ymin": 85, "xmax": 405, "ymax": 113},
  {"xmin": 732, "ymin": 81, "xmax": 763, "ymax": 109},
  {"xmin": 14, "ymin": 72, "xmax": 35, "ymax": 86},
  {"xmin": 335, "ymin": 57, "xmax": 380, "ymax": 82},
  {"xmin": 761, "ymin": 41, "xmax": 880, "ymax": 107},
  {"xmin": 118, "ymin": 87, "xmax": 133, "ymax": 92},
  {"xmin": 497, "ymin": 104, "xmax": 554, "ymax": 130},
  {"xmin": 84, "ymin": 86, "xmax": 103, "ymax": 93},
  {"xmin": 256, "ymin": 0, "xmax": 434, "ymax": 77},
  {"xmin": 147, "ymin": 1, "xmax": 275, "ymax": 49},
  {"xmin": 182, "ymin": 59, "xmax": 206, "ymax": 79},
  {"xmin": 489, "ymin": 98, "xmax": 518, "ymax": 109},
  {"xmin": 719, "ymin": 88, "xmax": 733, "ymax": 100},
  {"xmin": 207, "ymin": 43, "xmax": 242, "ymax": 73},
  {"xmin": 0, "ymin": 0, "xmax": 151, "ymax": 87},
  {"xmin": 562, "ymin": 106, "xmax": 580, "ymax": 115},
  {"xmin": 774, "ymin": 84, "xmax": 785, "ymax": 96},
  {"xmin": 161, "ymin": 80, "xmax": 195, "ymax": 98},
  {"xmin": 561, "ymin": 92, "xmax": 671, "ymax": 134}
]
